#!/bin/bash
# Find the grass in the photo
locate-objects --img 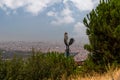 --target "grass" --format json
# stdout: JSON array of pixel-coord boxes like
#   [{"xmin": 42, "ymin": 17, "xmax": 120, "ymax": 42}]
[{"xmin": 70, "ymin": 68, "xmax": 120, "ymax": 80}]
